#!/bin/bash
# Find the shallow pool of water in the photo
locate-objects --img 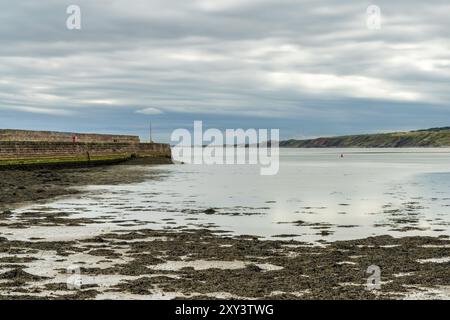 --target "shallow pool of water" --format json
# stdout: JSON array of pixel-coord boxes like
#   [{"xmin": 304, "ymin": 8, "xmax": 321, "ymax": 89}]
[{"xmin": 12, "ymin": 148, "xmax": 450, "ymax": 243}]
